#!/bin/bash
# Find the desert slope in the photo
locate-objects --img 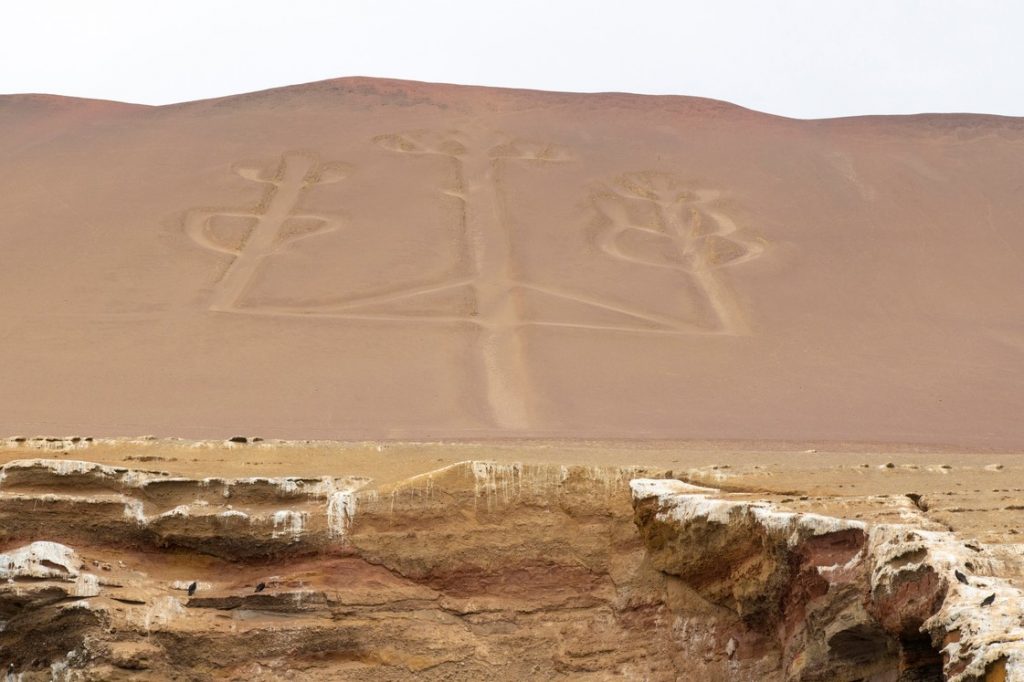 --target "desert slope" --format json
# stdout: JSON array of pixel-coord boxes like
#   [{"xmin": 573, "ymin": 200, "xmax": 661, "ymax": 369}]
[{"xmin": 1, "ymin": 77, "xmax": 1023, "ymax": 447}]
